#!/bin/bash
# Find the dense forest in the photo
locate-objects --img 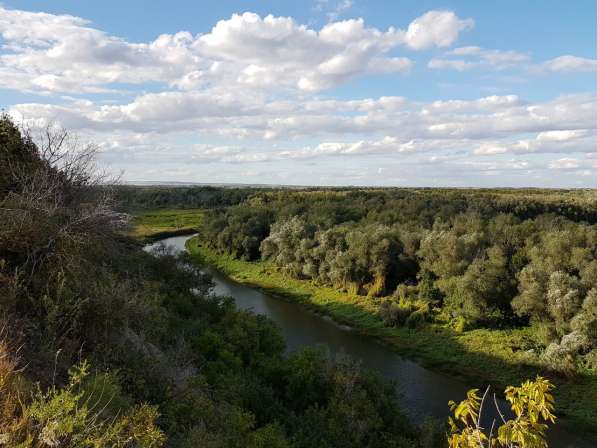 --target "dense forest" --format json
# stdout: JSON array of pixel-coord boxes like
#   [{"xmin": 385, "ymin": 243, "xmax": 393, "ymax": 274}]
[
  {"xmin": 0, "ymin": 116, "xmax": 441, "ymax": 446},
  {"xmin": 115, "ymin": 185, "xmax": 261, "ymax": 211},
  {"xmin": 198, "ymin": 189, "xmax": 597, "ymax": 376}
]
